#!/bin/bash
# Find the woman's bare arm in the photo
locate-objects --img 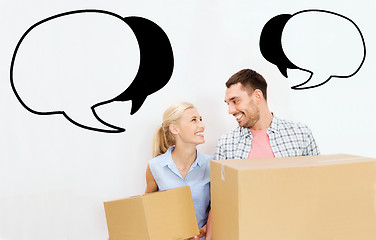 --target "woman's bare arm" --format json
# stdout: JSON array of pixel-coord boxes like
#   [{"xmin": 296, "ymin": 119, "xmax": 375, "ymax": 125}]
[{"xmin": 145, "ymin": 165, "xmax": 158, "ymax": 193}]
